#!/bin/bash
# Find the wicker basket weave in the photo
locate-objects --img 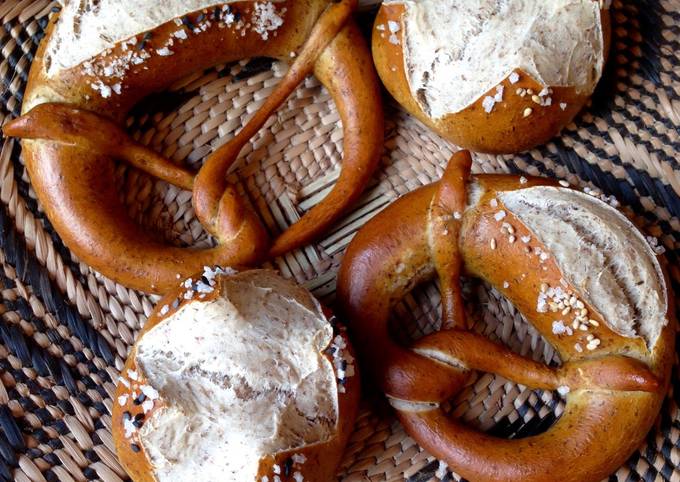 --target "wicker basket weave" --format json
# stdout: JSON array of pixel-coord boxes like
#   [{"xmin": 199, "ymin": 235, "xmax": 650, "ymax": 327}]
[{"xmin": 0, "ymin": 1, "xmax": 678, "ymax": 481}]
